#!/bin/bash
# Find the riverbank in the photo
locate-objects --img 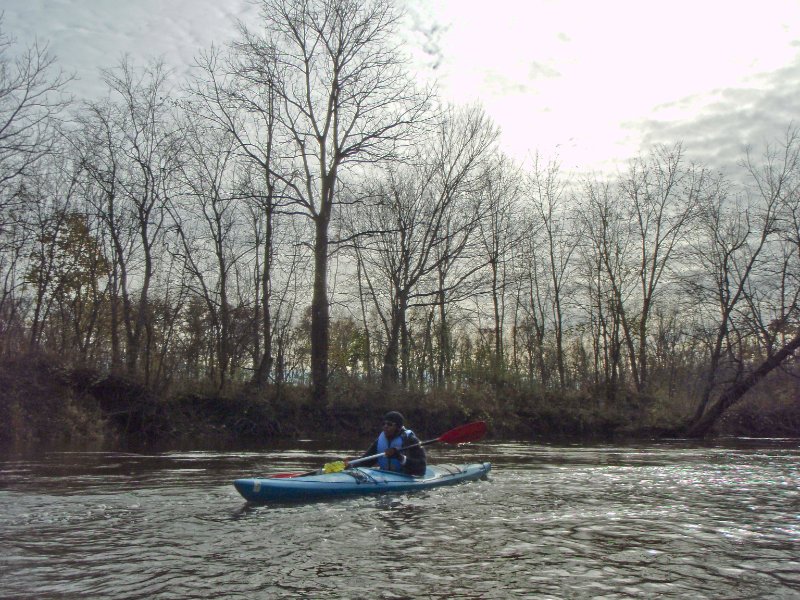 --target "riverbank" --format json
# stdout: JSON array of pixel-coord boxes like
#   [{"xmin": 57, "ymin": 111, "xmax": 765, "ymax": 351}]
[{"xmin": 1, "ymin": 352, "xmax": 797, "ymax": 451}]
